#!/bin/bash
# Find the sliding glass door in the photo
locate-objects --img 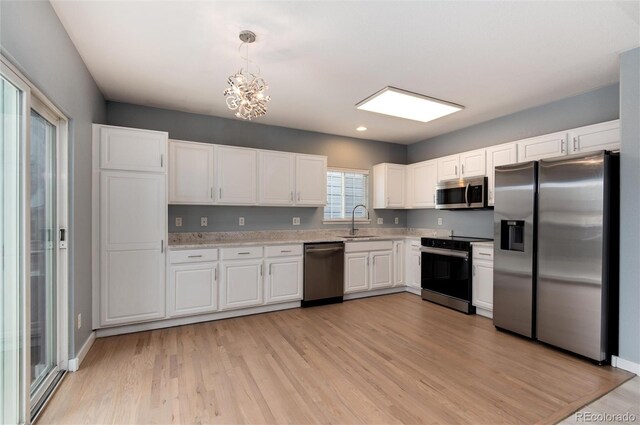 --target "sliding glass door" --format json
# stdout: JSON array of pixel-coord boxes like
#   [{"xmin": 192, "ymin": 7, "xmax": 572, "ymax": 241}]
[{"xmin": 2, "ymin": 57, "xmax": 68, "ymax": 424}]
